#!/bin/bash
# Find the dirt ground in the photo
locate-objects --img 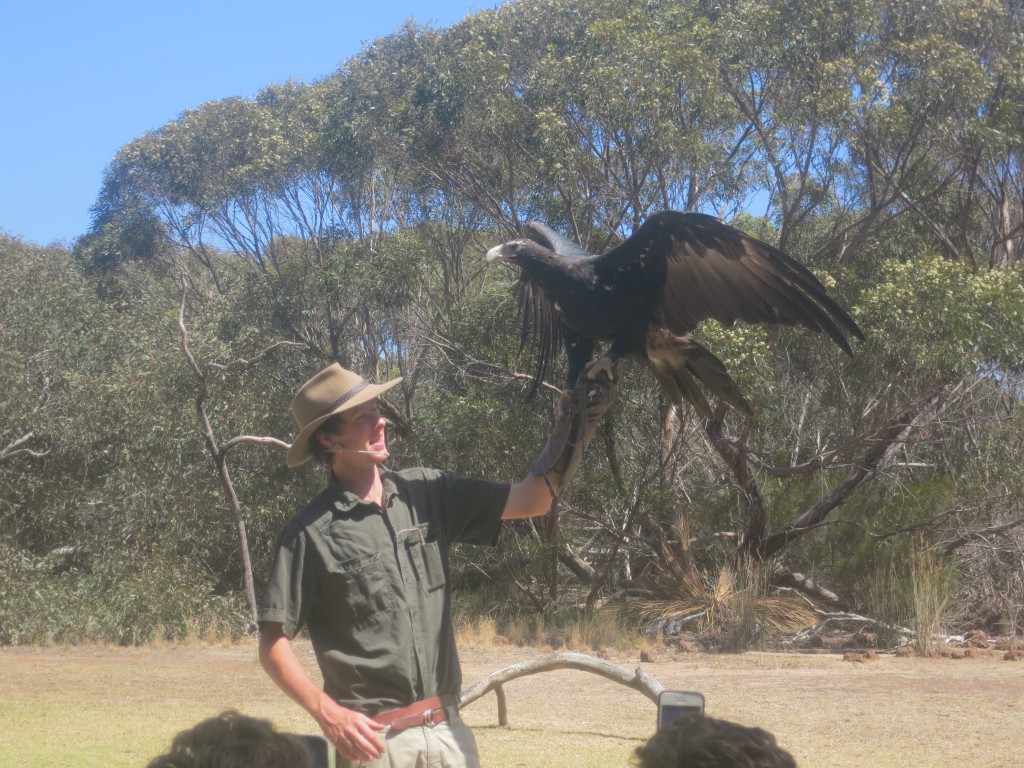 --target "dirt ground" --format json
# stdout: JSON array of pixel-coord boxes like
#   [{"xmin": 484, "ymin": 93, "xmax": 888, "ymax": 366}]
[
  {"xmin": 1, "ymin": 639, "xmax": 1021, "ymax": 767},
  {"xmin": 454, "ymin": 642, "xmax": 1024, "ymax": 767}
]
